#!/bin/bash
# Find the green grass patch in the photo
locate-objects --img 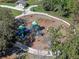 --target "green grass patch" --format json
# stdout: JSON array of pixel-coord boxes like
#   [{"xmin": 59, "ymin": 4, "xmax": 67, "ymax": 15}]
[
  {"xmin": 11, "ymin": 9, "xmax": 21, "ymax": 16},
  {"xmin": 0, "ymin": 3, "xmax": 16, "ymax": 6},
  {"xmin": 0, "ymin": 7, "xmax": 21, "ymax": 16},
  {"xmin": 28, "ymin": 0, "xmax": 40, "ymax": 5},
  {"xmin": 32, "ymin": 5, "xmax": 45, "ymax": 12}
]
